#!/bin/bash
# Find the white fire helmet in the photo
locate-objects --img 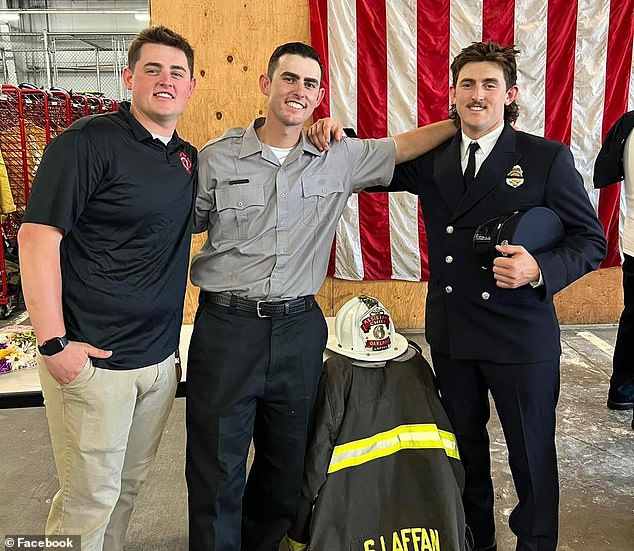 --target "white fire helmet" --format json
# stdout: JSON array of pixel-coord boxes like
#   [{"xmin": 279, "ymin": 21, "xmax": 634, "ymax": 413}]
[{"xmin": 327, "ymin": 296, "xmax": 408, "ymax": 361}]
